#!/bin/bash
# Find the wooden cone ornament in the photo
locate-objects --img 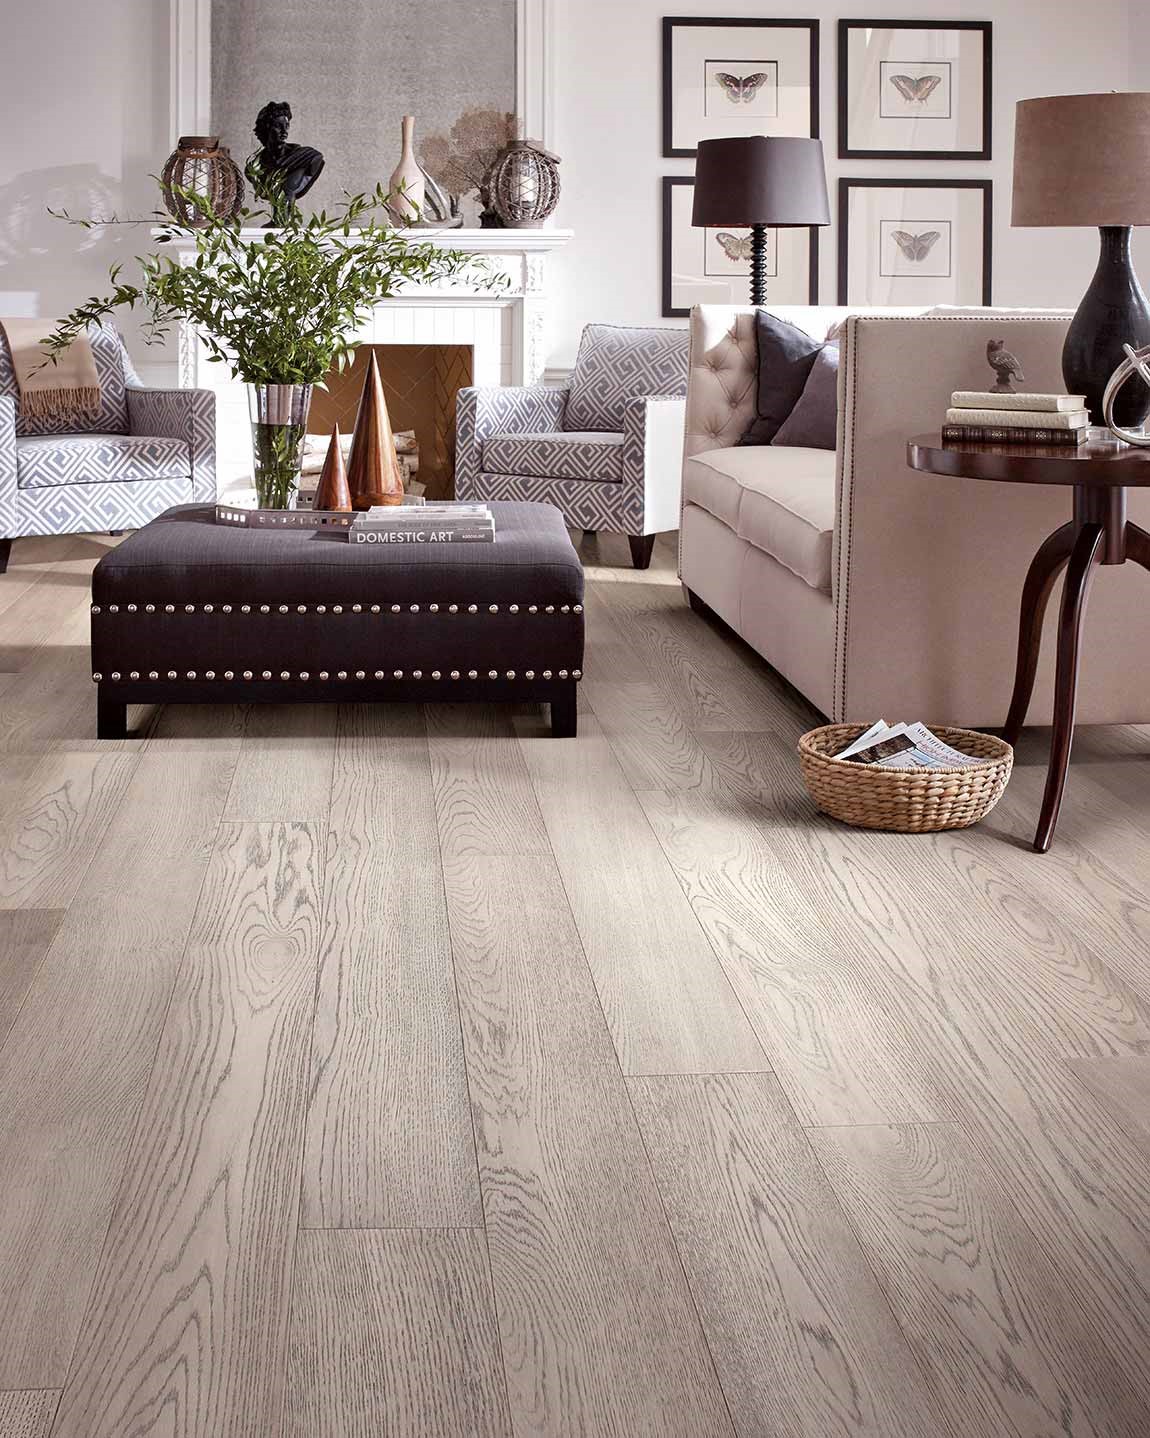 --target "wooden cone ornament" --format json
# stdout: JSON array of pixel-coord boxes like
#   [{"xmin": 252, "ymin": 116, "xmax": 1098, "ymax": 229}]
[
  {"xmin": 313, "ymin": 424, "xmax": 352, "ymax": 511},
  {"xmin": 347, "ymin": 351, "xmax": 404, "ymax": 509}
]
